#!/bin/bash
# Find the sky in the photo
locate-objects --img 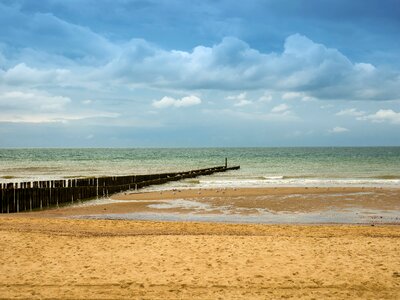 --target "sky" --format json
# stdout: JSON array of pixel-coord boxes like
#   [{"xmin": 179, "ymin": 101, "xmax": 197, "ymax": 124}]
[{"xmin": 0, "ymin": 0, "xmax": 399, "ymax": 147}]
